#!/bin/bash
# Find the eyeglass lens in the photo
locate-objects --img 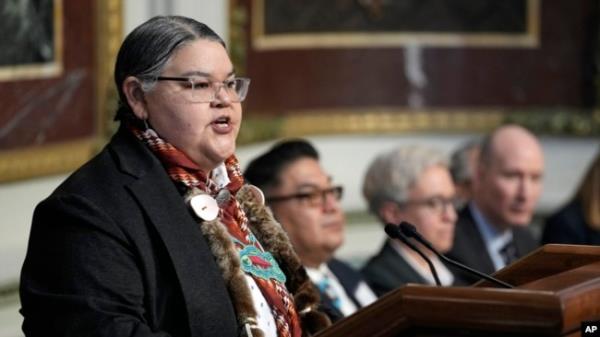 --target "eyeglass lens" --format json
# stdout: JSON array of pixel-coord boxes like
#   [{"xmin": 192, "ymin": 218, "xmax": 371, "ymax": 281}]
[
  {"xmin": 266, "ymin": 186, "xmax": 343, "ymax": 207},
  {"xmin": 305, "ymin": 186, "xmax": 343, "ymax": 207},
  {"xmin": 190, "ymin": 78, "xmax": 250, "ymax": 103},
  {"xmin": 155, "ymin": 76, "xmax": 250, "ymax": 103},
  {"xmin": 403, "ymin": 196, "xmax": 458, "ymax": 214}
]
